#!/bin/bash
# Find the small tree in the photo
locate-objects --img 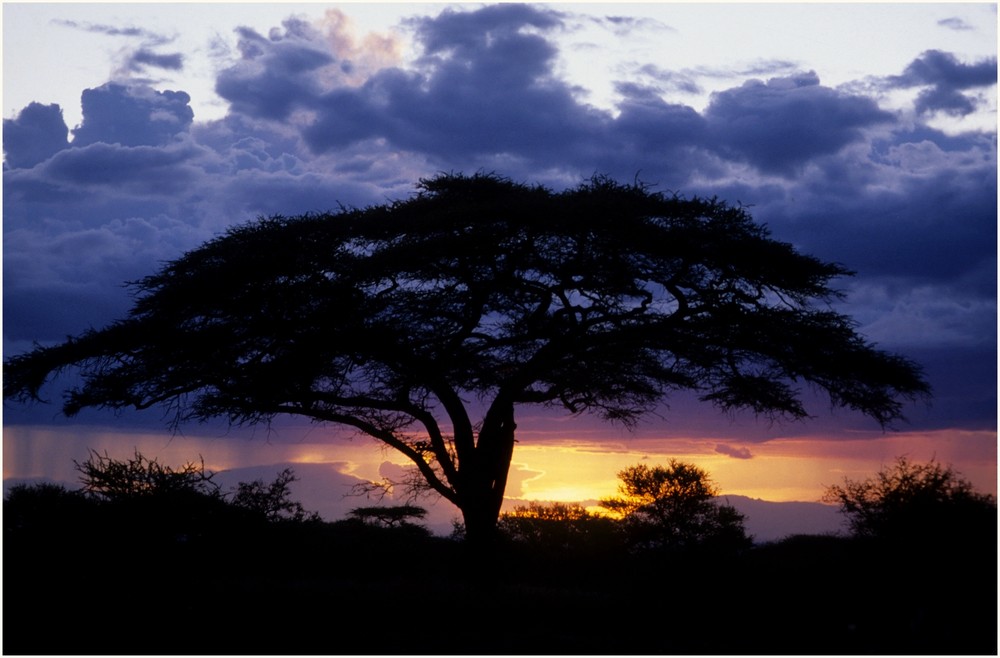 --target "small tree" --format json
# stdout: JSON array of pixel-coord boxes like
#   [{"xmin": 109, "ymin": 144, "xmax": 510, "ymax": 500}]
[
  {"xmin": 823, "ymin": 456, "xmax": 997, "ymax": 543},
  {"xmin": 349, "ymin": 505, "xmax": 428, "ymax": 530},
  {"xmin": 229, "ymin": 468, "xmax": 319, "ymax": 522},
  {"xmin": 498, "ymin": 501, "xmax": 618, "ymax": 552},
  {"xmin": 601, "ymin": 460, "xmax": 752, "ymax": 552}
]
